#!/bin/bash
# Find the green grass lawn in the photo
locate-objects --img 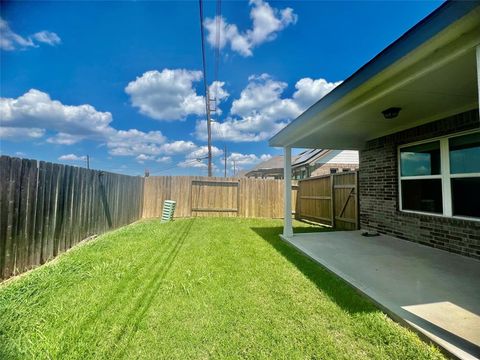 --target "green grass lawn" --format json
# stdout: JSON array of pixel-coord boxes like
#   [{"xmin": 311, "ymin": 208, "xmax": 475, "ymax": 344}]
[{"xmin": 0, "ymin": 218, "xmax": 443, "ymax": 359}]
